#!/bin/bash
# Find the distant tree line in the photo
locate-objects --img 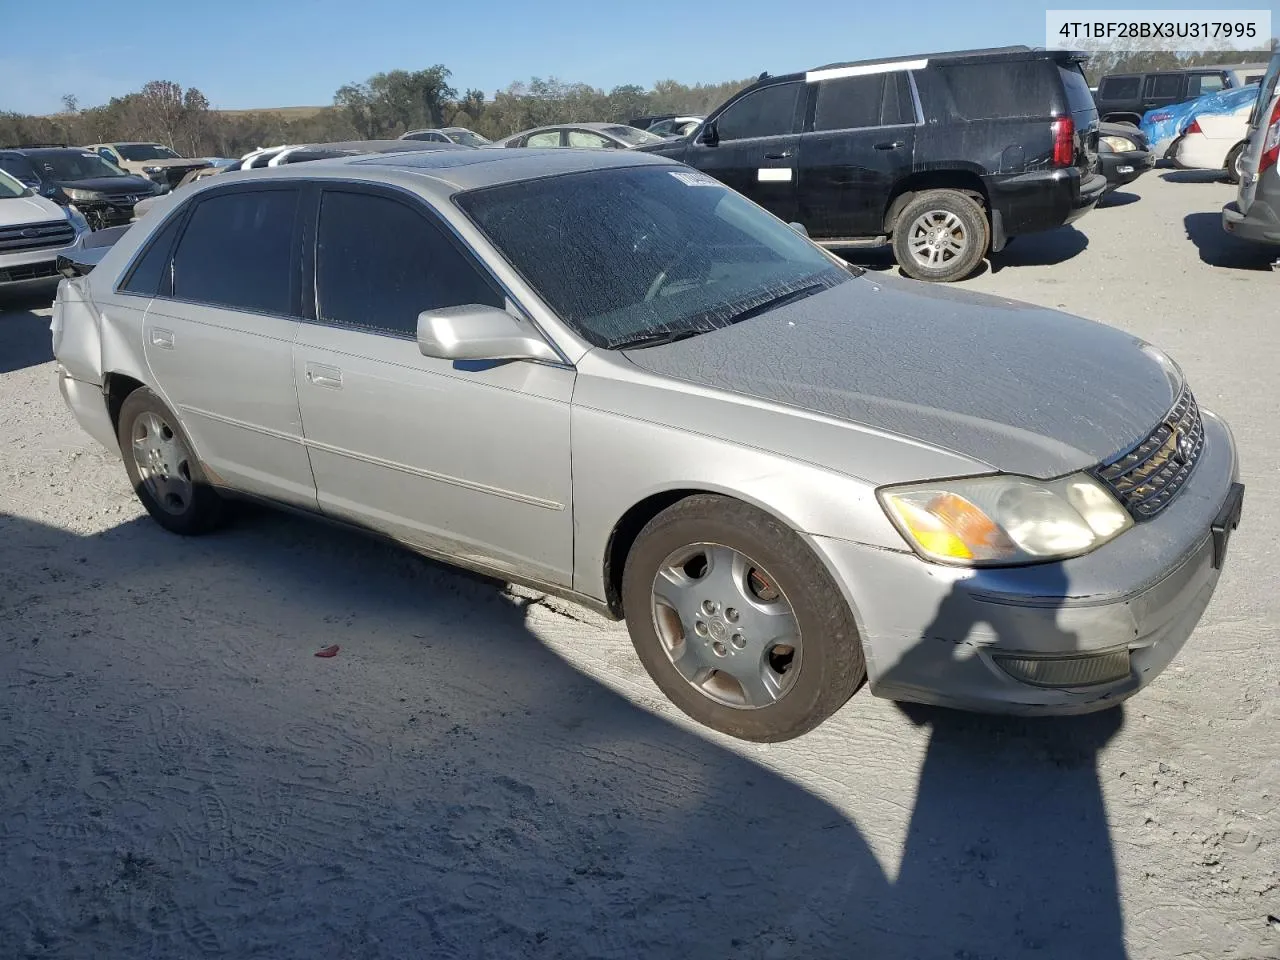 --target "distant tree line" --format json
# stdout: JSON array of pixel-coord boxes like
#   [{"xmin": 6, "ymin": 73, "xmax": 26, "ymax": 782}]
[{"xmin": 1, "ymin": 42, "xmax": 1275, "ymax": 159}]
